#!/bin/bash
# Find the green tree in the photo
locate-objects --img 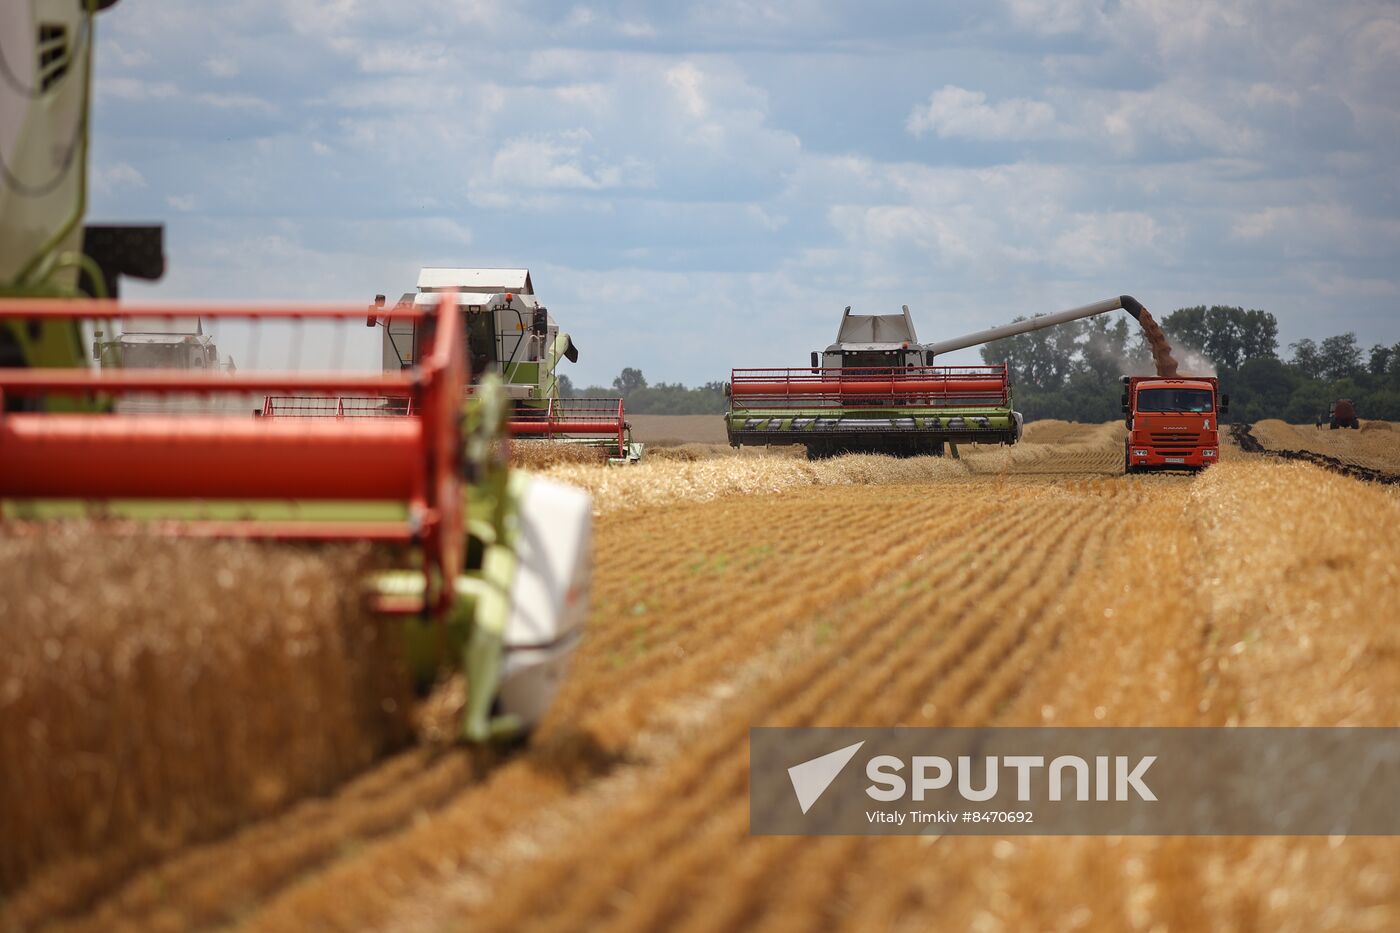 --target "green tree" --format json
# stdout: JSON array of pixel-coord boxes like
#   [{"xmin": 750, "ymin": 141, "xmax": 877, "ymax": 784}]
[
  {"xmin": 1283, "ymin": 380, "xmax": 1333, "ymax": 423},
  {"xmin": 1160, "ymin": 306, "xmax": 1210, "ymax": 355},
  {"xmin": 1369, "ymin": 344, "xmax": 1393, "ymax": 377},
  {"xmin": 979, "ymin": 317, "xmax": 1085, "ymax": 391},
  {"xmin": 1237, "ymin": 309, "xmax": 1280, "ymax": 361},
  {"xmin": 1318, "ymin": 333, "xmax": 1363, "ymax": 381},
  {"xmin": 1232, "ymin": 357, "xmax": 1296, "ymax": 422},
  {"xmin": 612, "ymin": 367, "xmax": 648, "ymax": 398},
  {"xmin": 1160, "ymin": 305, "xmax": 1279, "ymax": 368},
  {"xmin": 556, "ymin": 373, "xmax": 576, "ymax": 398},
  {"xmin": 1289, "ymin": 339, "xmax": 1322, "ymax": 380}
]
